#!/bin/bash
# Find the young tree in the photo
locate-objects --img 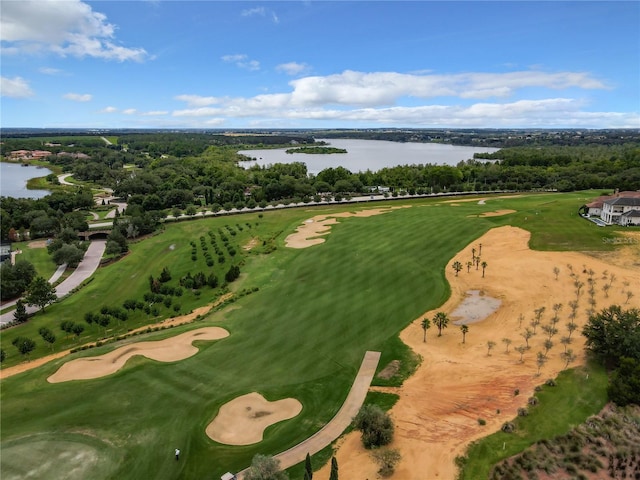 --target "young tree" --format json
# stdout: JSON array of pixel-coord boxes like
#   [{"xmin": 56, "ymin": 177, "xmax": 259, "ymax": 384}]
[
  {"xmin": 38, "ymin": 327, "xmax": 56, "ymax": 351},
  {"xmin": 560, "ymin": 336, "xmax": 571, "ymax": 353},
  {"xmin": 486, "ymin": 340, "xmax": 496, "ymax": 356},
  {"xmin": 0, "ymin": 348, "xmax": 5, "ymax": 363},
  {"xmin": 371, "ymin": 448, "xmax": 401, "ymax": 477},
  {"xmin": 553, "ymin": 266, "xmax": 560, "ymax": 280},
  {"xmin": 433, "ymin": 311, "xmax": 450, "ymax": 337},
  {"xmin": 626, "ymin": 291, "xmax": 635, "ymax": 304},
  {"xmin": 543, "ymin": 339, "xmax": 554, "ymax": 358},
  {"xmin": 517, "ymin": 313, "xmax": 525, "ymax": 328},
  {"xmin": 329, "ymin": 456, "xmax": 339, "ymax": 480},
  {"xmin": 561, "ymin": 348, "xmax": 577, "ymax": 369},
  {"xmin": 13, "ymin": 299, "xmax": 29, "ymax": 324},
  {"xmin": 567, "ymin": 321, "xmax": 578, "ymax": 339},
  {"xmin": 12, "ymin": 336, "xmax": 36, "ymax": 360},
  {"xmin": 421, "ymin": 317, "xmax": 431, "ymax": 343},
  {"xmin": 25, "ymin": 276, "xmax": 57, "ymax": 312},
  {"xmin": 304, "ymin": 453, "xmax": 313, "ymax": 480},
  {"xmin": 515, "ymin": 345, "xmax": 527, "ymax": 363},
  {"xmin": 521, "ymin": 328, "xmax": 534, "ymax": 349},
  {"xmin": 536, "ymin": 351, "xmax": 547, "ymax": 375},
  {"xmin": 460, "ymin": 324, "xmax": 469, "ymax": 344},
  {"xmin": 71, "ymin": 323, "xmax": 85, "ymax": 338},
  {"xmin": 354, "ymin": 404, "xmax": 394, "ymax": 448},
  {"xmin": 243, "ymin": 454, "xmax": 288, "ymax": 480},
  {"xmin": 481, "ymin": 261, "xmax": 488, "ymax": 278},
  {"xmin": 452, "ymin": 261, "xmax": 463, "ymax": 277},
  {"xmin": 466, "ymin": 261, "xmax": 473, "ymax": 273},
  {"xmin": 502, "ymin": 337, "xmax": 512, "ymax": 353}
]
